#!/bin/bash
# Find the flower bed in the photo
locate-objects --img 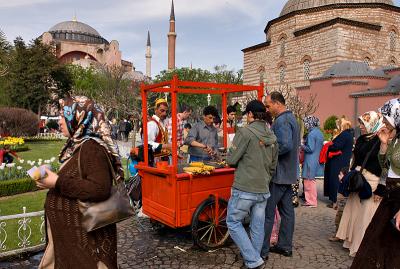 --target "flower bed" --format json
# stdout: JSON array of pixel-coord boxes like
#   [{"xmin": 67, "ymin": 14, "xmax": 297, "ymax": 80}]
[
  {"xmin": 0, "ymin": 137, "xmax": 26, "ymax": 151},
  {"xmin": 23, "ymin": 134, "xmax": 66, "ymax": 142},
  {"xmin": 0, "ymin": 157, "xmax": 60, "ymax": 197}
]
